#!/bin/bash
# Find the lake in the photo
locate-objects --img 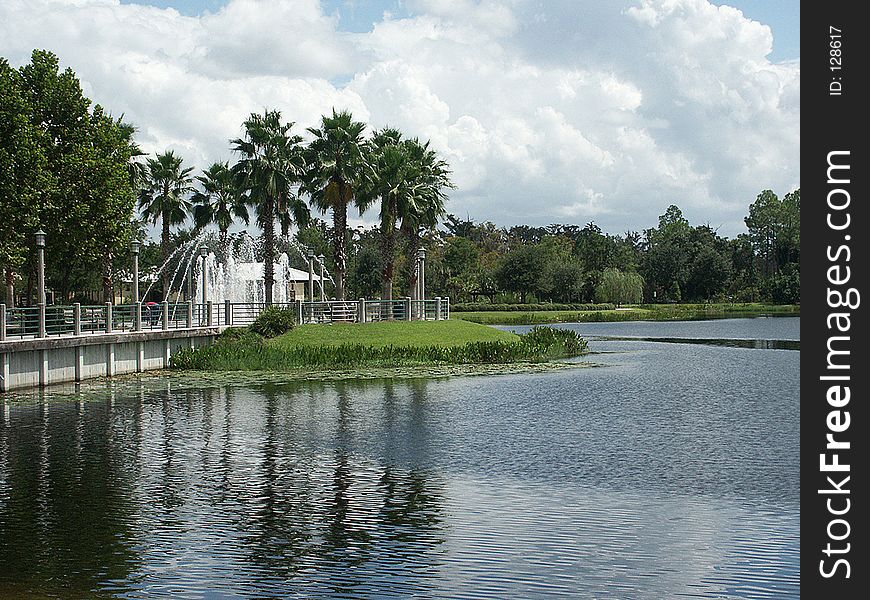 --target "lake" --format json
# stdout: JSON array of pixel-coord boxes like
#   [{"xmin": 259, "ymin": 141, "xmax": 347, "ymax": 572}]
[{"xmin": 0, "ymin": 317, "xmax": 799, "ymax": 598}]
